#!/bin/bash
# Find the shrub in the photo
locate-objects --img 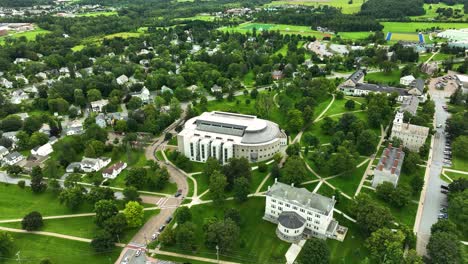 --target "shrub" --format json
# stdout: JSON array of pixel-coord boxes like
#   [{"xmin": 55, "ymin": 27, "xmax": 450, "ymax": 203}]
[{"xmin": 17, "ymin": 180, "xmax": 26, "ymax": 188}]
